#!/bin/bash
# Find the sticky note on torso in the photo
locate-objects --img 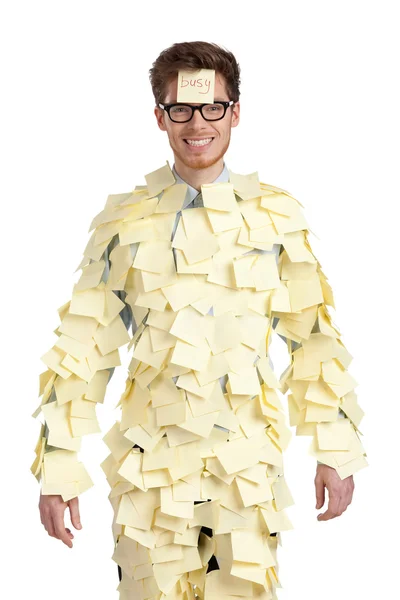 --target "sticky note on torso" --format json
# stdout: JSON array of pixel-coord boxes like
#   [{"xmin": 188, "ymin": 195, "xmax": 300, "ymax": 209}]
[{"xmin": 177, "ymin": 69, "xmax": 215, "ymax": 103}]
